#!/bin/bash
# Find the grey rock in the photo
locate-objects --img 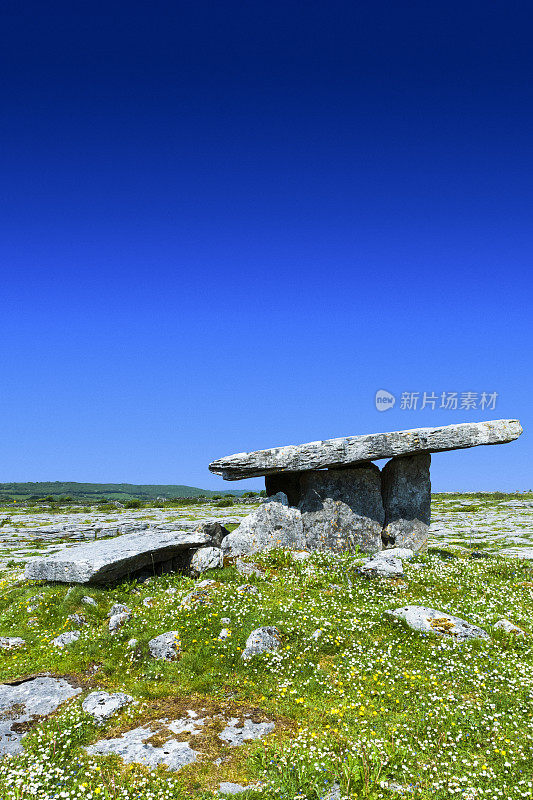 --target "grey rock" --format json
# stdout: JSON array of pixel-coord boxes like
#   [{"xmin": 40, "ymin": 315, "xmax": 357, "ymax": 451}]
[
  {"xmin": 221, "ymin": 617, "xmax": 231, "ymax": 625},
  {"xmin": 242, "ymin": 626, "xmax": 281, "ymax": 660},
  {"xmin": 290, "ymin": 550, "xmax": 311, "ymax": 561},
  {"xmin": 194, "ymin": 521, "xmax": 230, "ymax": 547},
  {"xmin": 237, "ymin": 583, "xmax": 259, "ymax": 594},
  {"xmin": 298, "ymin": 466, "xmax": 384, "ymax": 555},
  {"xmin": 360, "ymin": 555, "xmax": 404, "ymax": 578},
  {"xmin": 0, "ymin": 637, "xmax": 25, "ymax": 650},
  {"xmin": 381, "ymin": 453, "xmax": 431, "ymax": 551},
  {"xmin": 221, "ymin": 499, "xmax": 304, "ymax": 557},
  {"xmin": 387, "ymin": 605, "xmax": 489, "ymax": 641},
  {"xmin": 209, "ymin": 419, "xmax": 522, "ymax": 479},
  {"xmin": 494, "ymin": 619, "xmax": 525, "ymax": 635},
  {"xmin": 148, "ymin": 631, "xmax": 181, "ymax": 661},
  {"xmin": 67, "ymin": 613, "xmax": 86, "ymax": 627},
  {"xmin": 52, "ymin": 630, "xmax": 81, "ymax": 648},
  {"xmin": 0, "ymin": 676, "xmax": 81, "ymax": 755},
  {"xmin": 108, "ymin": 603, "xmax": 131, "ymax": 617},
  {"xmin": 219, "ymin": 783, "xmax": 249, "ymax": 795},
  {"xmin": 109, "ymin": 612, "xmax": 131, "ymax": 635},
  {"xmin": 81, "ymin": 596, "xmax": 97, "ymax": 607},
  {"xmin": 323, "ymin": 782, "xmax": 341, "ymax": 800},
  {"xmin": 86, "ymin": 724, "xmax": 199, "ymax": 770},
  {"xmin": 186, "ymin": 546, "xmax": 223, "ymax": 575},
  {"xmin": 380, "ymin": 547, "xmax": 415, "ymax": 560},
  {"xmin": 262, "ymin": 491, "xmax": 289, "ymax": 506},
  {"xmin": 180, "ymin": 582, "xmax": 215, "ymax": 608},
  {"xmin": 128, "ymin": 638, "xmax": 138, "ymax": 648},
  {"xmin": 219, "ymin": 628, "xmax": 231, "ymax": 639},
  {"xmin": 235, "ymin": 558, "xmax": 265, "ymax": 577},
  {"xmin": 219, "ymin": 717, "xmax": 275, "ymax": 745},
  {"xmin": 82, "ymin": 691, "xmax": 134, "ymax": 721},
  {"xmin": 25, "ymin": 529, "xmax": 214, "ymax": 584}
]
